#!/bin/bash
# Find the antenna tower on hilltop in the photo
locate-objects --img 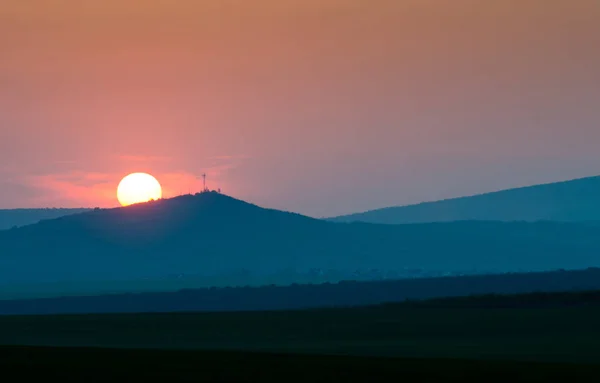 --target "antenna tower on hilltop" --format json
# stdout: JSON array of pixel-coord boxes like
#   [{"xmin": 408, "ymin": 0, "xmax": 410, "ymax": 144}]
[{"xmin": 202, "ymin": 173, "xmax": 207, "ymax": 192}]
